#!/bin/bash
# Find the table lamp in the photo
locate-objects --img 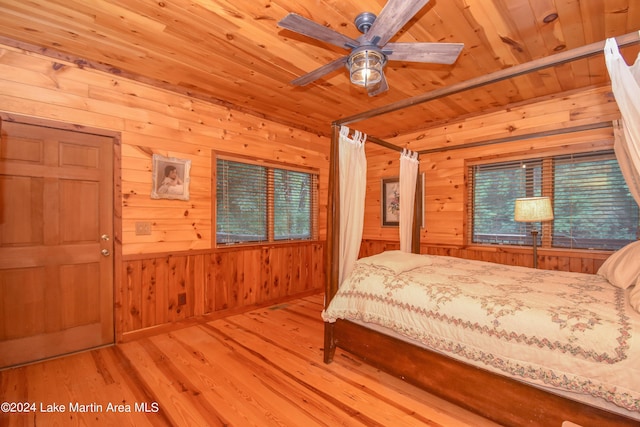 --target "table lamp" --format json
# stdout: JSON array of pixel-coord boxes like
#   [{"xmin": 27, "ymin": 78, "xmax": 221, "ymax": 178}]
[{"xmin": 514, "ymin": 197, "xmax": 554, "ymax": 268}]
